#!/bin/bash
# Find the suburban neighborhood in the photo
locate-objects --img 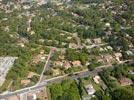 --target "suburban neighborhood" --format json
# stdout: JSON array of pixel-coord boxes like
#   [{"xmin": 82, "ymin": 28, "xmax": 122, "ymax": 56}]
[{"xmin": 0, "ymin": 0, "xmax": 133, "ymax": 100}]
